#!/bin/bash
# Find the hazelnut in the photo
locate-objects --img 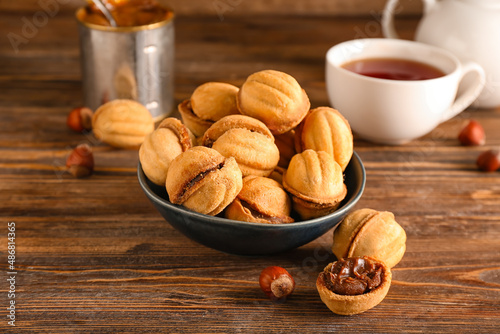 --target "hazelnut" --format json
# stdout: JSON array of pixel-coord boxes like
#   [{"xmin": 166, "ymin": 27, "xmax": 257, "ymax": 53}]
[
  {"xmin": 332, "ymin": 208, "xmax": 406, "ymax": 268},
  {"xmin": 476, "ymin": 149, "xmax": 500, "ymax": 172},
  {"xmin": 458, "ymin": 119, "xmax": 485, "ymax": 146},
  {"xmin": 67, "ymin": 107, "xmax": 93, "ymax": 133},
  {"xmin": 259, "ymin": 266, "xmax": 295, "ymax": 301},
  {"xmin": 92, "ymin": 99, "xmax": 154, "ymax": 149},
  {"xmin": 66, "ymin": 144, "xmax": 94, "ymax": 178}
]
